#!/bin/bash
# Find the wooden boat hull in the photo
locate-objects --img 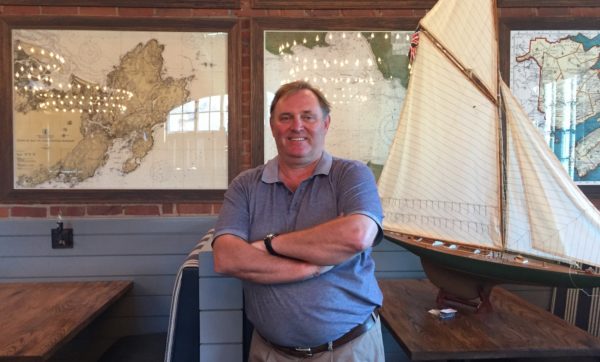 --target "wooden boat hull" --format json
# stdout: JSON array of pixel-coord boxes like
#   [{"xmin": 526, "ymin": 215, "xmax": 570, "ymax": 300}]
[{"xmin": 385, "ymin": 231, "xmax": 600, "ymax": 290}]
